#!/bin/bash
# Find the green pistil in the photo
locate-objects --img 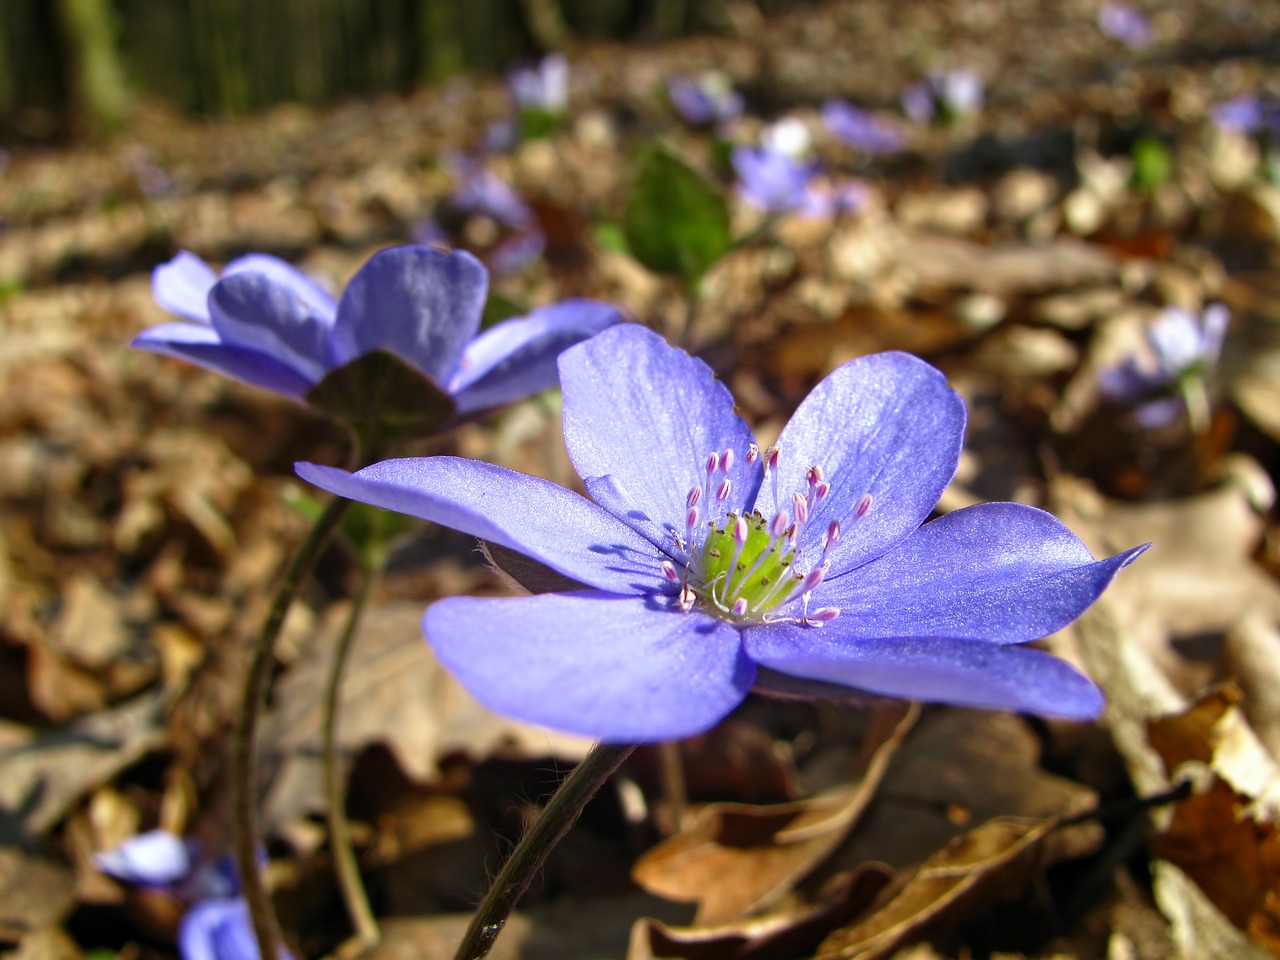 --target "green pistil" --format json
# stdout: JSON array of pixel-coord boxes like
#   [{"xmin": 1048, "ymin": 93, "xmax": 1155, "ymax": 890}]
[{"xmin": 698, "ymin": 512, "xmax": 795, "ymax": 614}]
